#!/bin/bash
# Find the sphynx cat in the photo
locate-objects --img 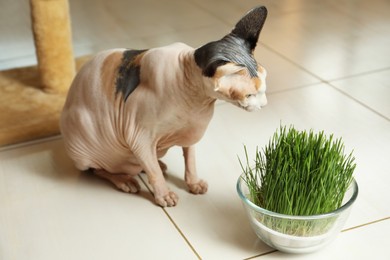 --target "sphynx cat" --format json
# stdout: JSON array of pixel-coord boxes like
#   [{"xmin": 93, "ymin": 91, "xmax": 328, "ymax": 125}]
[{"xmin": 60, "ymin": 6, "xmax": 268, "ymax": 207}]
